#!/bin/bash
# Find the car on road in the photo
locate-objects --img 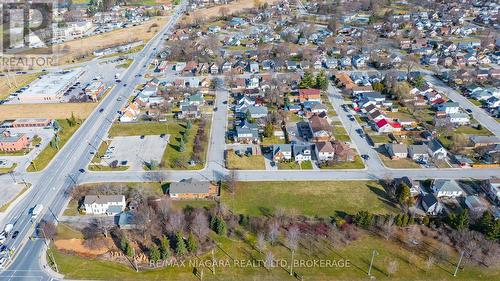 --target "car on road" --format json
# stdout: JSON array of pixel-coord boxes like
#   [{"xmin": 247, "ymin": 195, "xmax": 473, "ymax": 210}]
[
  {"xmin": 117, "ymin": 97, "xmax": 122, "ymax": 101},
  {"xmin": 99, "ymin": 108, "xmax": 104, "ymax": 112},
  {"xmin": 0, "ymin": 257, "xmax": 6, "ymax": 267},
  {"xmin": 140, "ymin": 135, "xmax": 145, "ymax": 139},
  {"xmin": 355, "ymin": 128, "xmax": 363, "ymax": 135},
  {"xmin": 465, "ymin": 109, "xmax": 472, "ymax": 113},
  {"xmin": 11, "ymin": 231, "xmax": 19, "ymax": 239},
  {"xmin": 214, "ymin": 107, "xmax": 218, "ymax": 111},
  {"xmin": 361, "ymin": 154, "xmax": 370, "ymax": 160},
  {"xmin": 79, "ymin": 169, "xmax": 85, "ymax": 173},
  {"xmin": 123, "ymin": 84, "xmax": 127, "ymax": 87},
  {"xmin": 270, "ymin": 161, "xmax": 276, "ymax": 167},
  {"xmin": 160, "ymin": 134, "xmax": 165, "ymax": 138}
]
